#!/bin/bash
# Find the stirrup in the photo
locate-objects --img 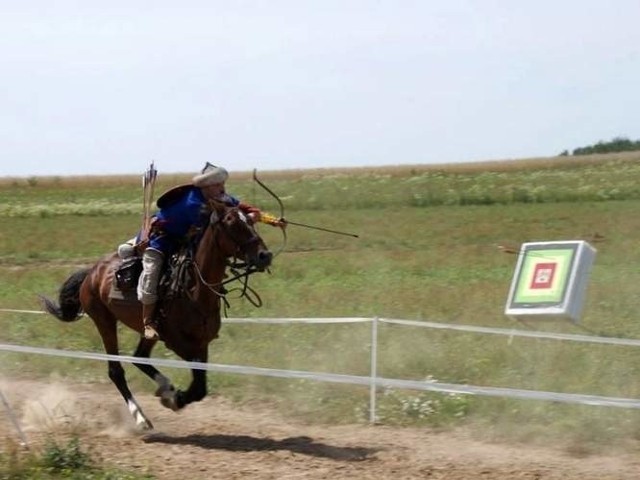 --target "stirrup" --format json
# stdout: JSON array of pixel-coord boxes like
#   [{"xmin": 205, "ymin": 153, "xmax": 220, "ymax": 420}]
[{"xmin": 143, "ymin": 321, "xmax": 159, "ymax": 340}]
